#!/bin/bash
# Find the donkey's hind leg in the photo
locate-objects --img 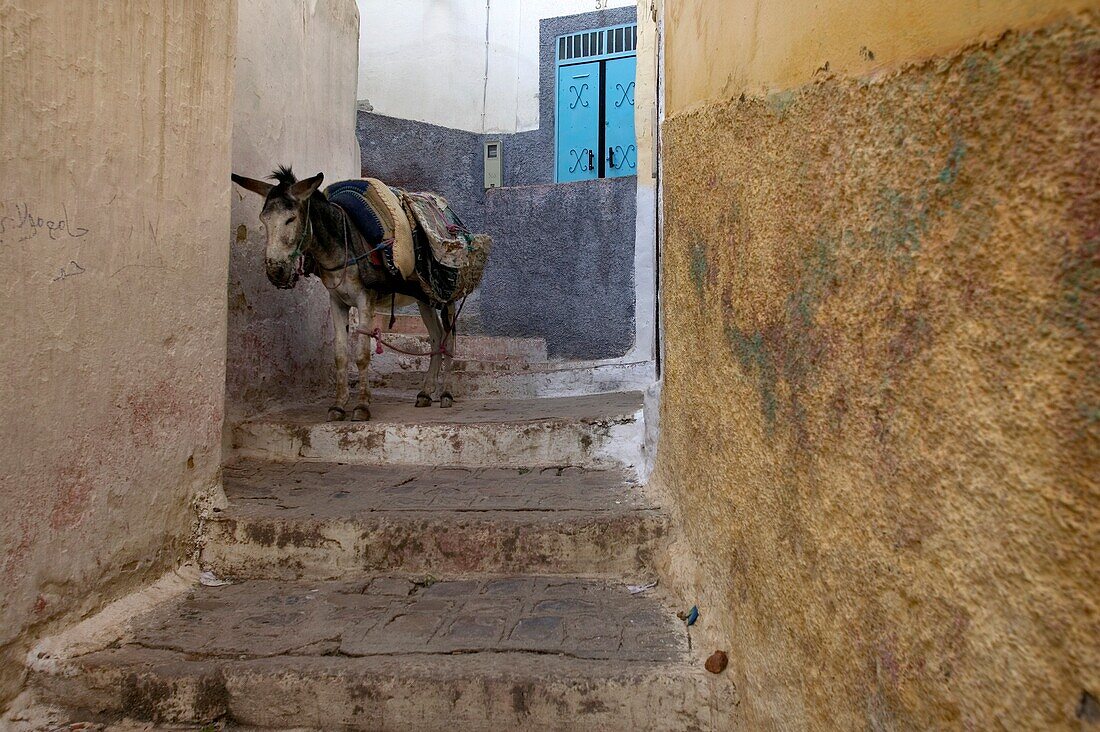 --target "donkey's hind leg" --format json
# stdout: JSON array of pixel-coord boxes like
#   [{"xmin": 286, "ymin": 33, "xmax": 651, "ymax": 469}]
[
  {"xmin": 438, "ymin": 302, "xmax": 457, "ymax": 408},
  {"xmin": 415, "ymin": 299, "xmax": 443, "ymax": 407},
  {"xmin": 328, "ymin": 297, "xmax": 351, "ymax": 421}
]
